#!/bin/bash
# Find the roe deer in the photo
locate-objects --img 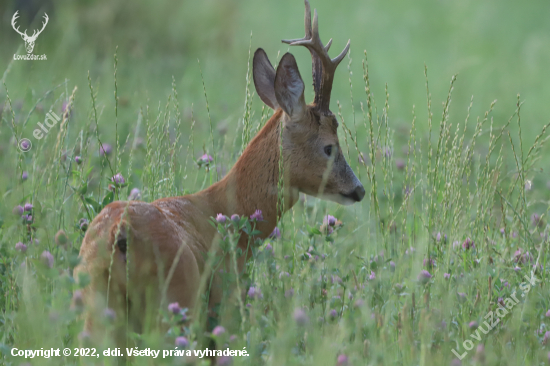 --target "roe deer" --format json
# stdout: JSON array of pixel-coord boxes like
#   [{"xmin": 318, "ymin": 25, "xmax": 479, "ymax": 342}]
[{"xmin": 74, "ymin": 0, "xmax": 364, "ymax": 346}]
